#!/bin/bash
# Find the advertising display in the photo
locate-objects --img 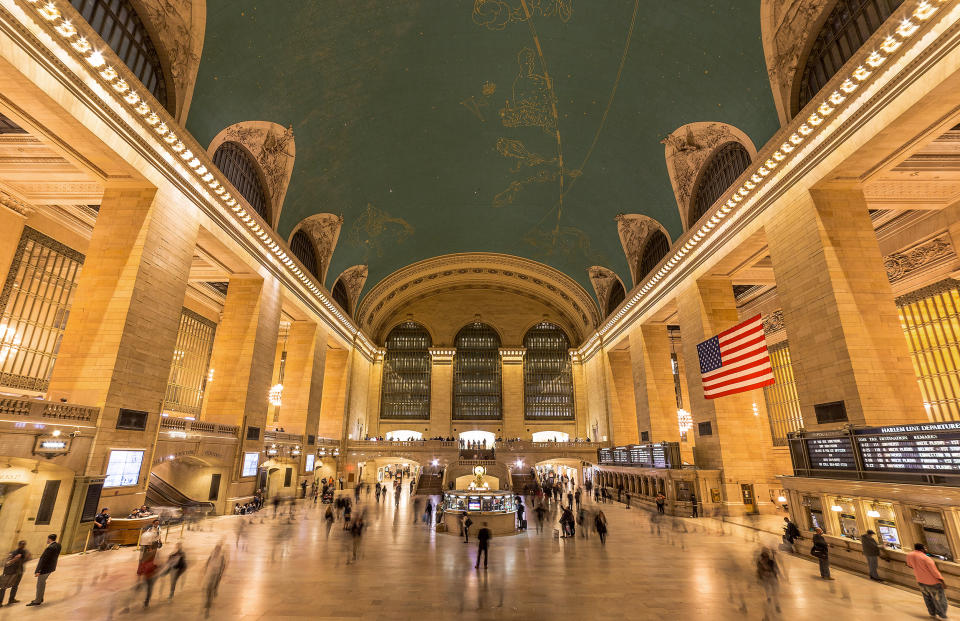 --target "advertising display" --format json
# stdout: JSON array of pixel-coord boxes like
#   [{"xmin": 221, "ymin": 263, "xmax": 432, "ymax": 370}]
[
  {"xmin": 104, "ymin": 450, "xmax": 144, "ymax": 488},
  {"xmin": 241, "ymin": 452, "xmax": 259, "ymax": 477}
]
